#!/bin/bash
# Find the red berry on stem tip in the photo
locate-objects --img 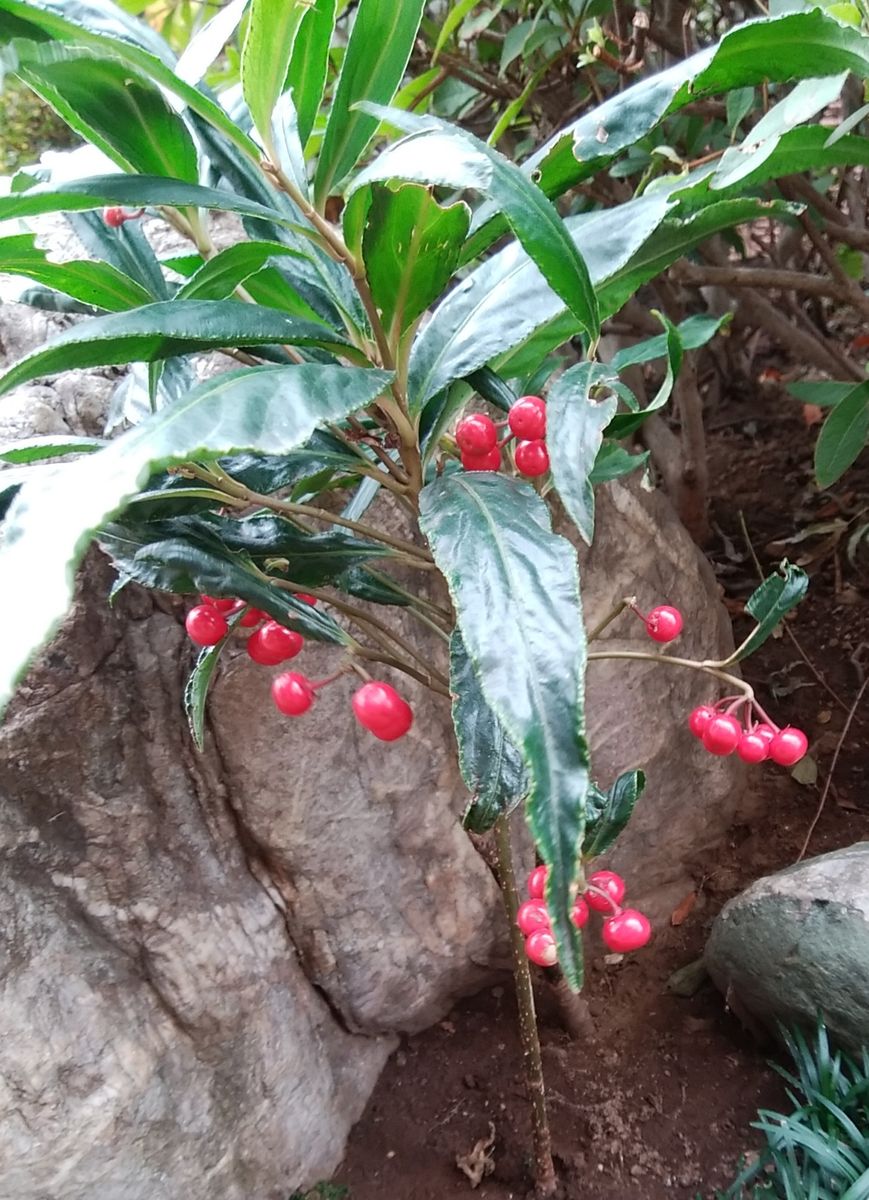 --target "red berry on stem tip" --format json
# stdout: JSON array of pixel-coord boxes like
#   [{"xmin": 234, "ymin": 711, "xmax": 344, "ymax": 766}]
[
  {"xmin": 461, "ymin": 447, "xmax": 501, "ymax": 472},
  {"xmin": 508, "ymin": 396, "xmax": 546, "ymax": 441},
  {"xmin": 456, "ymin": 413, "xmax": 498, "ymax": 455},
  {"xmin": 272, "ymin": 672, "xmax": 316, "ymax": 716},
  {"xmin": 514, "ymin": 439, "xmax": 550, "ymax": 478},
  {"xmin": 752, "ymin": 723, "xmax": 777, "ymax": 745},
  {"xmin": 239, "ymin": 607, "xmax": 266, "ymax": 628},
  {"xmin": 352, "ymin": 681, "xmax": 413, "ymax": 742},
  {"xmin": 737, "ymin": 732, "xmax": 769, "ymax": 764},
  {"xmin": 201, "ymin": 595, "xmax": 237, "ymax": 613},
  {"xmin": 602, "ymin": 909, "xmax": 651, "ymax": 953},
  {"xmin": 247, "ymin": 621, "xmax": 304, "ymax": 666},
  {"xmin": 103, "ymin": 206, "xmax": 126, "ymax": 227},
  {"xmin": 517, "ymin": 899, "xmax": 551, "ymax": 936},
  {"xmin": 645, "ymin": 605, "xmax": 683, "ymax": 642},
  {"xmin": 295, "ymin": 593, "xmax": 317, "ymax": 606},
  {"xmin": 702, "ymin": 714, "xmax": 742, "ymax": 756},
  {"xmin": 185, "ymin": 604, "xmax": 228, "ymax": 647},
  {"xmin": 585, "ymin": 869, "xmax": 626, "ymax": 913},
  {"xmin": 571, "ymin": 896, "xmax": 590, "ymax": 929},
  {"xmin": 769, "ymin": 726, "xmax": 809, "ymax": 767},
  {"xmin": 525, "ymin": 929, "xmax": 558, "ymax": 968},
  {"xmin": 527, "ymin": 865, "xmax": 548, "ymax": 899},
  {"xmin": 688, "ymin": 705, "xmax": 716, "ymax": 738}
]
